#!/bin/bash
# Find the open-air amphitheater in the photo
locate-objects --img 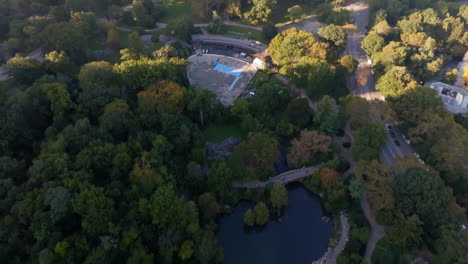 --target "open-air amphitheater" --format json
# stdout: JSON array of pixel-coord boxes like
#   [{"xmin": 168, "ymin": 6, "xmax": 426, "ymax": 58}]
[{"xmin": 187, "ymin": 54, "xmax": 258, "ymax": 105}]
